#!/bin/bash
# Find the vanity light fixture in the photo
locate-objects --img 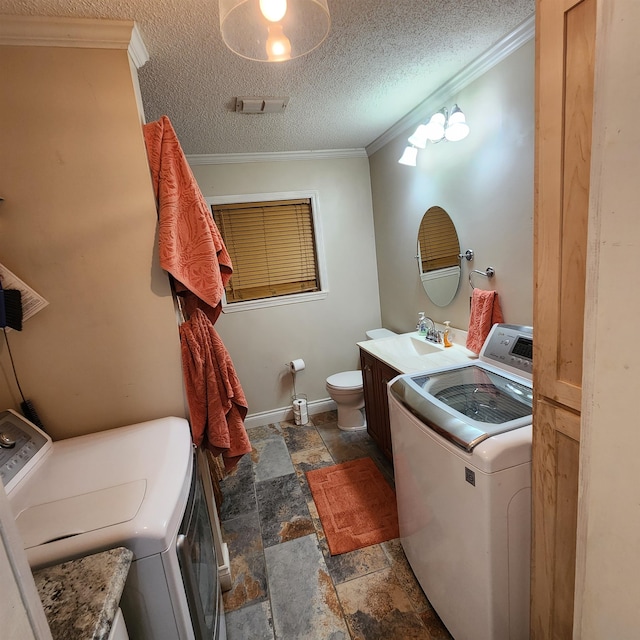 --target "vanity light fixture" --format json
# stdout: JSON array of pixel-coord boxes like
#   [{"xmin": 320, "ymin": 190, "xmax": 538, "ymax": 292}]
[
  {"xmin": 219, "ymin": 0, "xmax": 330, "ymax": 62},
  {"xmin": 398, "ymin": 104, "xmax": 470, "ymax": 165}
]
